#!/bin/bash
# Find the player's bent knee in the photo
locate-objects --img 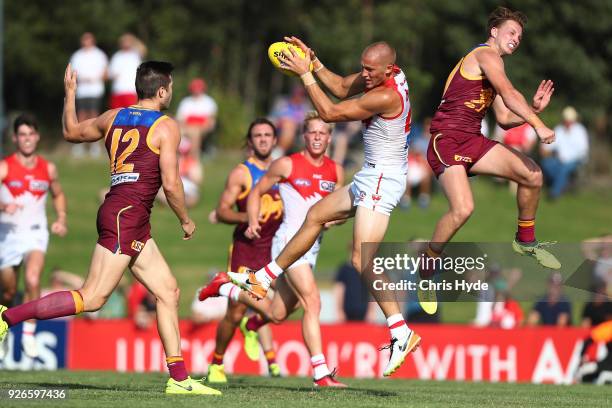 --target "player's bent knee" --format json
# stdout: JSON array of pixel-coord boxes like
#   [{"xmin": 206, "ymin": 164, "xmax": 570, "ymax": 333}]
[
  {"xmin": 303, "ymin": 293, "xmax": 321, "ymax": 314},
  {"xmin": 451, "ymin": 204, "xmax": 473, "ymax": 225}
]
